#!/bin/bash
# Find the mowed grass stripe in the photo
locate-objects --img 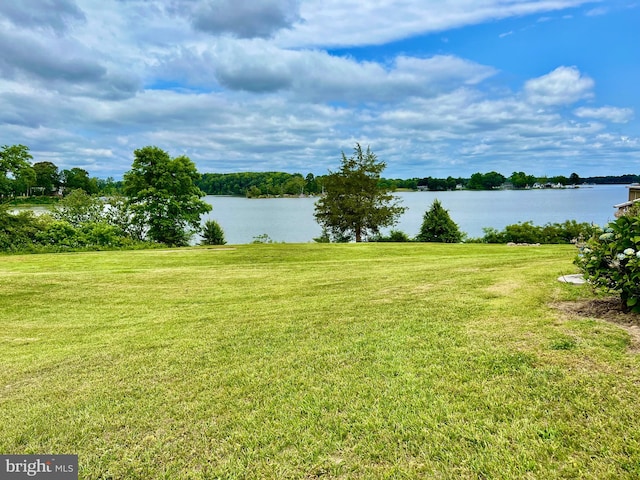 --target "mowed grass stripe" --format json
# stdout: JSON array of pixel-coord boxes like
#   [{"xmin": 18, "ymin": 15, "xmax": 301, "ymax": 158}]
[{"xmin": 1, "ymin": 243, "xmax": 639, "ymax": 479}]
